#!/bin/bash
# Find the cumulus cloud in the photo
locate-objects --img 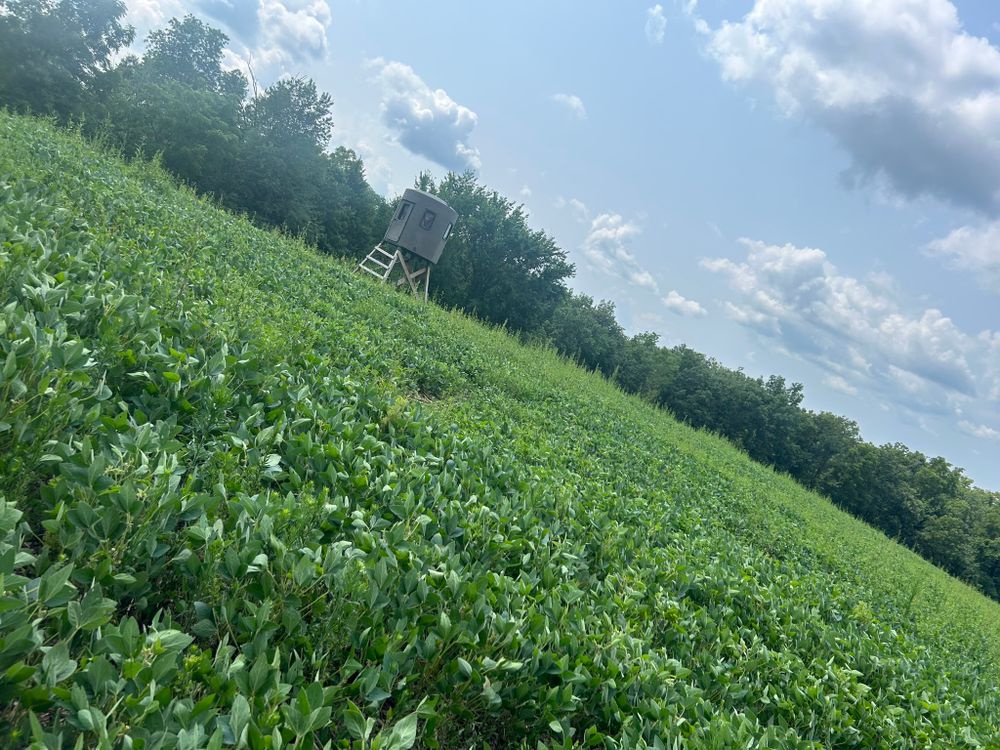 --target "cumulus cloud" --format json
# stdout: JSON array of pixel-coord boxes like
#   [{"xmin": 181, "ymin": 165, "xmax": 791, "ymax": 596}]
[
  {"xmin": 551, "ymin": 93, "xmax": 587, "ymax": 119},
  {"xmin": 581, "ymin": 213, "xmax": 660, "ymax": 292},
  {"xmin": 126, "ymin": 0, "xmax": 186, "ymax": 33},
  {"xmin": 959, "ymin": 420, "xmax": 1000, "ymax": 440},
  {"xmin": 582, "ymin": 213, "xmax": 639, "ymax": 271},
  {"xmin": 927, "ymin": 222, "xmax": 1000, "ymax": 293},
  {"xmin": 662, "ymin": 290, "xmax": 707, "ymax": 317},
  {"xmin": 195, "ymin": 0, "xmax": 261, "ymax": 42},
  {"xmin": 348, "ymin": 135, "xmax": 395, "ymax": 195},
  {"xmin": 705, "ymin": 0, "xmax": 1000, "ymax": 214},
  {"xmin": 368, "ymin": 58, "xmax": 480, "ymax": 172},
  {"xmin": 256, "ymin": 0, "xmax": 331, "ymax": 64},
  {"xmin": 630, "ymin": 270, "xmax": 660, "ymax": 291},
  {"xmin": 645, "ymin": 5, "xmax": 666, "ymax": 45},
  {"xmin": 824, "ymin": 374, "xmax": 858, "ymax": 396},
  {"xmin": 682, "ymin": 0, "xmax": 710, "ymax": 35},
  {"xmin": 555, "ymin": 196, "xmax": 591, "ymax": 223},
  {"xmin": 127, "ymin": 0, "xmax": 331, "ymax": 73},
  {"xmin": 702, "ymin": 238, "xmax": 1000, "ymax": 419}
]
